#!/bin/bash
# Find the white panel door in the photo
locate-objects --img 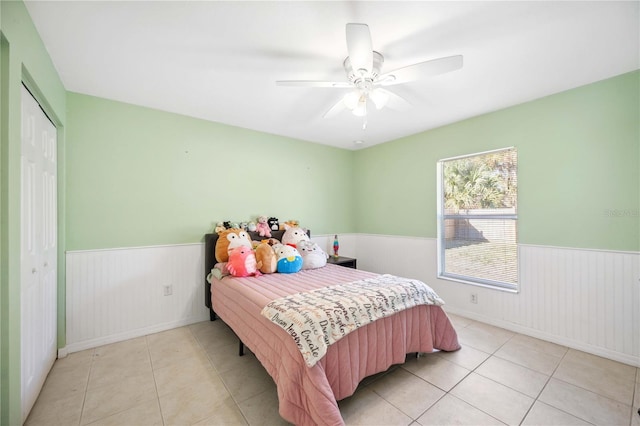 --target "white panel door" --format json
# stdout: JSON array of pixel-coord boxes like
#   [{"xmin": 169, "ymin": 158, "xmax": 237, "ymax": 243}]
[{"xmin": 20, "ymin": 85, "xmax": 57, "ymax": 422}]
